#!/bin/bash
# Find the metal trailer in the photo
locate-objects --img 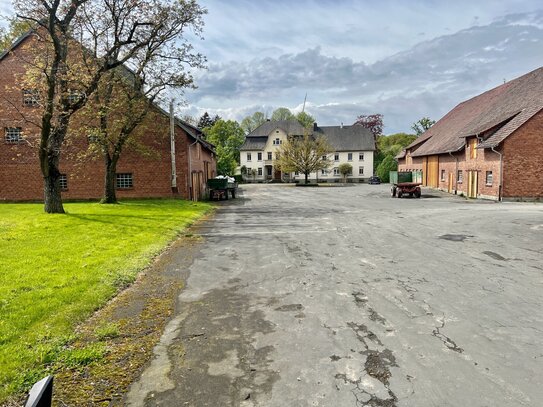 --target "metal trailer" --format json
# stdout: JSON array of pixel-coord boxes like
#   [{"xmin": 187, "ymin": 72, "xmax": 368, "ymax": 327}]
[
  {"xmin": 207, "ymin": 178, "xmax": 237, "ymax": 200},
  {"xmin": 391, "ymin": 182, "xmax": 422, "ymax": 198}
]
